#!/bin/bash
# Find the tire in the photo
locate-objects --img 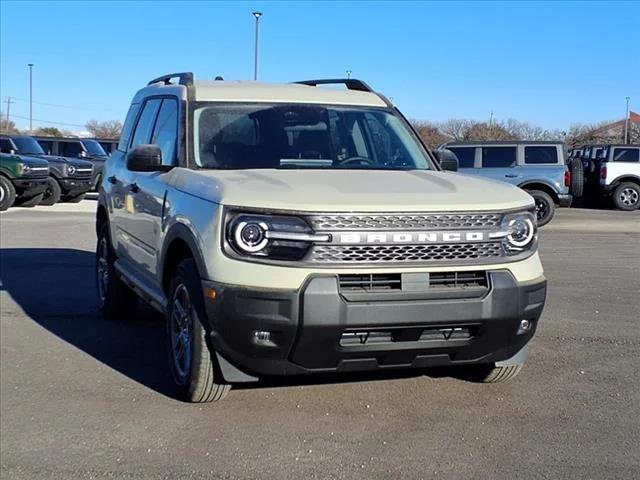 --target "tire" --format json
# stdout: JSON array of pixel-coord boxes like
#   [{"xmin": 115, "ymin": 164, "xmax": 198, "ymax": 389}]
[
  {"xmin": 15, "ymin": 193, "xmax": 45, "ymax": 208},
  {"xmin": 477, "ymin": 364, "xmax": 524, "ymax": 383},
  {"xmin": 62, "ymin": 193, "xmax": 86, "ymax": 203},
  {"xmin": 96, "ymin": 222, "xmax": 137, "ymax": 318},
  {"xmin": 612, "ymin": 182, "xmax": 640, "ymax": 211},
  {"xmin": 40, "ymin": 177, "xmax": 62, "ymax": 206},
  {"xmin": 528, "ymin": 190, "xmax": 555, "ymax": 227},
  {"xmin": 92, "ymin": 173, "xmax": 102, "ymax": 192},
  {"xmin": 569, "ymin": 159, "xmax": 584, "ymax": 198},
  {"xmin": 167, "ymin": 258, "xmax": 230, "ymax": 403},
  {"xmin": 0, "ymin": 176, "xmax": 17, "ymax": 211}
]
